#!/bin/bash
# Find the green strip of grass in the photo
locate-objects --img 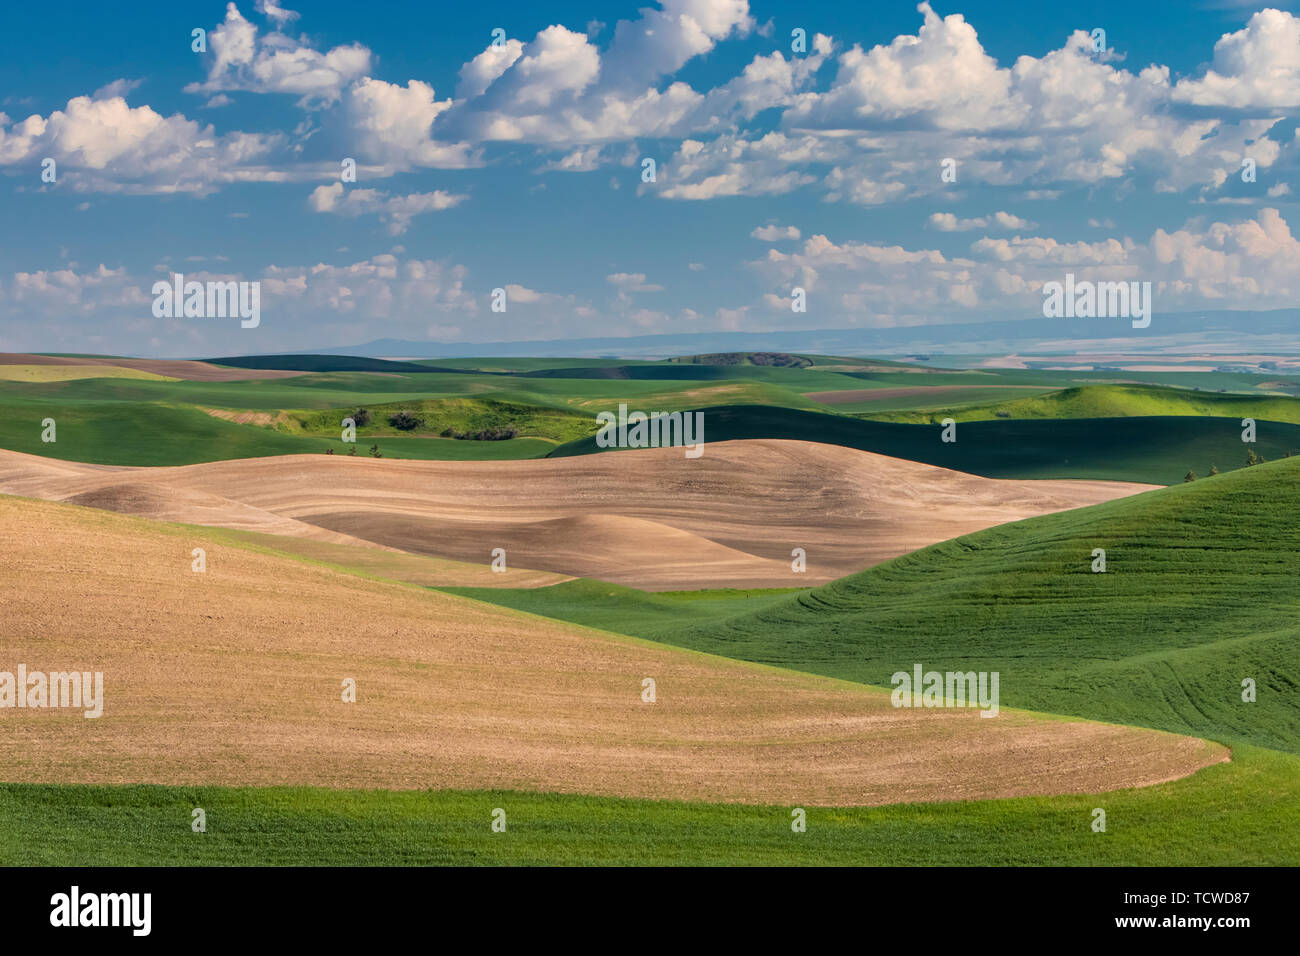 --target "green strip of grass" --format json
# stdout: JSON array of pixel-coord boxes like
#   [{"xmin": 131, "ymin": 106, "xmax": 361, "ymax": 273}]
[
  {"xmin": 0, "ymin": 401, "xmax": 556, "ymax": 464},
  {"xmin": 873, "ymin": 384, "xmax": 1300, "ymax": 424},
  {"xmin": 2, "ymin": 745, "xmax": 1294, "ymax": 865}
]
